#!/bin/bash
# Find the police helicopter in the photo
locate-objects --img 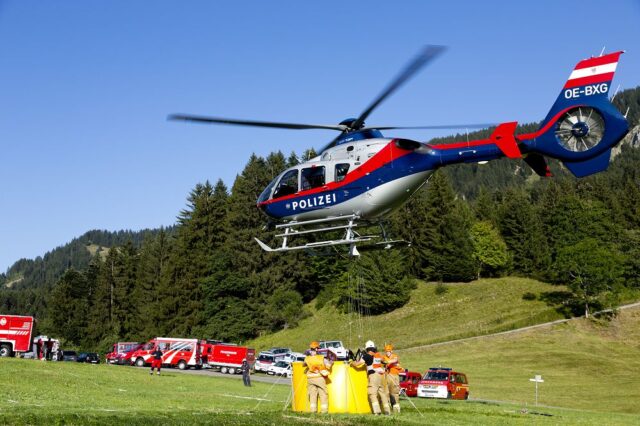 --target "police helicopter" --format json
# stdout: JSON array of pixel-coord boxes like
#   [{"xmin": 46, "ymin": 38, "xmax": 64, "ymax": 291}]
[{"xmin": 170, "ymin": 46, "xmax": 629, "ymax": 255}]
